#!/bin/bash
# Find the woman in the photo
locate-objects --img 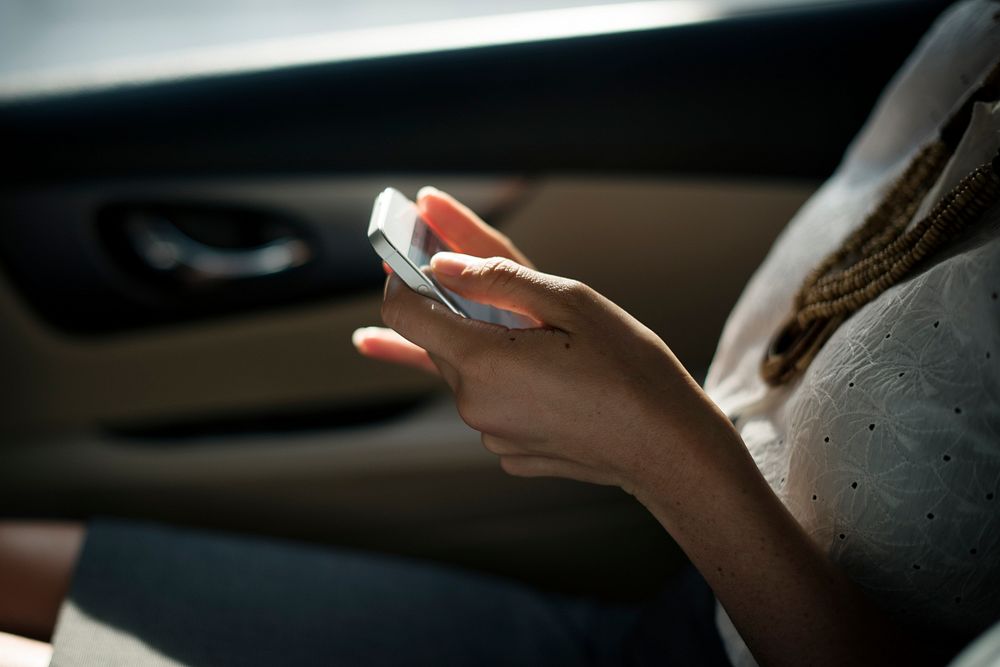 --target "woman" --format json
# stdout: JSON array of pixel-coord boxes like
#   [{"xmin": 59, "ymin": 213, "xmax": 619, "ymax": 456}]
[{"xmin": 1, "ymin": 1, "xmax": 998, "ymax": 665}]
